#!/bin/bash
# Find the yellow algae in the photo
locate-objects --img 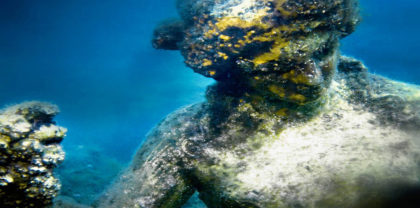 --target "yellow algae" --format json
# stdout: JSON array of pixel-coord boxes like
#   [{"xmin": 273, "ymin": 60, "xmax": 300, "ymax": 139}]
[
  {"xmin": 282, "ymin": 70, "xmax": 295, "ymax": 79},
  {"xmin": 214, "ymin": 17, "xmax": 256, "ymax": 31},
  {"xmin": 217, "ymin": 52, "xmax": 229, "ymax": 60},
  {"xmin": 251, "ymin": 34, "xmax": 277, "ymax": 42},
  {"xmin": 275, "ymin": 108, "xmax": 288, "ymax": 117},
  {"xmin": 219, "ymin": 34, "xmax": 231, "ymax": 41},
  {"xmin": 282, "ymin": 70, "xmax": 311, "ymax": 85},
  {"xmin": 289, "ymin": 94, "xmax": 306, "ymax": 103},
  {"xmin": 201, "ymin": 3, "xmax": 331, "ymax": 70},
  {"xmin": 293, "ymin": 74, "xmax": 311, "ymax": 84},
  {"xmin": 248, "ymin": 30, "xmax": 256, "ymax": 35},
  {"xmin": 252, "ymin": 41, "xmax": 290, "ymax": 65},
  {"xmin": 202, "ymin": 59, "xmax": 213, "ymax": 67},
  {"xmin": 297, "ymin": 85, "xmax": 309, "ymax": 91},
  {"xmin": 310, "ymin": 21, "xmax": 322, "ymax": 28},
  {"xmin": 274, "ymin": 0, "xmax": 293, "ymax": 17},
  {"xmin": 203, "ymin": 10, "xmax": 310, "ymax": 67},
  {"xmin": 253, "ymin": 32, "xmax": 330, "ymax": 66},
  {"xmin": 205, "ymin": 16, "xmax": 270, "ymax": 39},
  {"xmin": 209, "ymin": 71, "xmax": 216, "ymax": 76},
  {"xmin": 268, "ymin": 85, "xmax": 286, "ymax": 98}
]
